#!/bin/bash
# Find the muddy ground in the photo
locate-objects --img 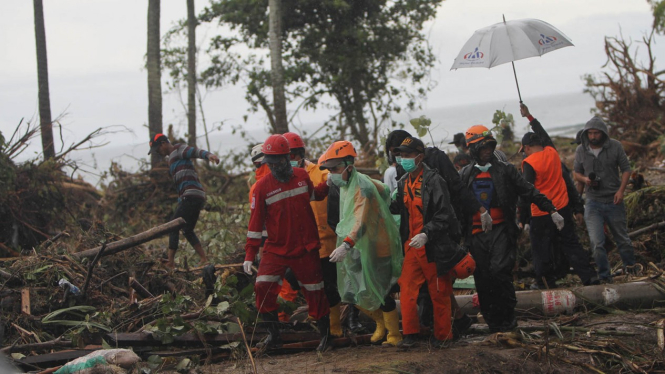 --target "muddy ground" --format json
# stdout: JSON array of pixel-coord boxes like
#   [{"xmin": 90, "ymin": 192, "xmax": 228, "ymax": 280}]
[{"xmin": 165, "ymin": 311, "xmax": 665, "ymax": 374}]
